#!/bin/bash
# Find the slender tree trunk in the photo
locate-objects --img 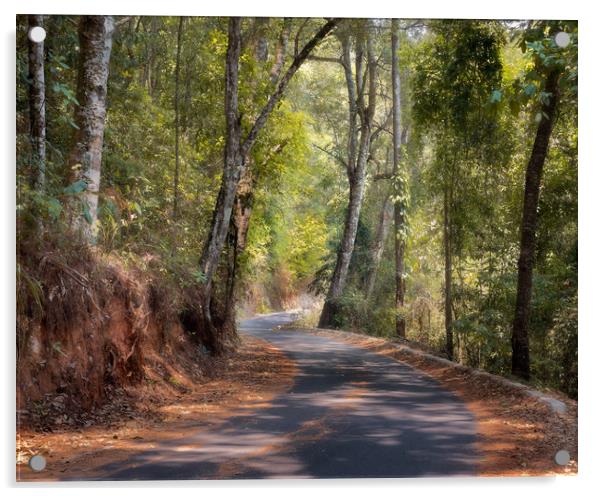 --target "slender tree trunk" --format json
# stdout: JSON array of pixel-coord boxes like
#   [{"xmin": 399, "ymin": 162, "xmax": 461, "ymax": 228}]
[
  {"xmin": 199, "ymin": 17, "xmax": 339, "ymax": 319},
  {"xmin": 148, "ymin": 17, "xmax": 158, "ymax": 96},
  {"xmin": 444, "ymin": 184, "xmax": 453, "ymax": 359},
  {"xmin": 182, "ymin": 57, "xmax": 192, "ymax": 134},
  {"xmin": 319, "ymin": 24, "xmax": 376, "ymax": 328},
  {"xmin": 226, "ymin": 143, "xmax": 287, "ymax": 318},
  {"xmin": 270, "ymin": 18, "xmax": 291, "ymax": 84},
  {"xmin": 233, "ymin": 171, "xmax": 254, "ymax": 253},
  {"xmin": 252, "ymin": 17, "xmax": 270, "ymax": 62},
  {"xmin": 511, "ymin": 69, "xmax": 560, "ymax": 380},
  {"xmin": 173, "ymin": 16, "xmax": 184, "ymax": 221},
  {"xmin": 27, "ymin": 14, "xmax": 46, "ymax": 192},
  {"xmin": 364, "ymin": 194, "xmax": 392, "ymax": 298},
  {"xmin": 68, "ymin": 15, "xmax": 115, "ymax": 241},
  {"xmin": 391, "ymin": 18, "xmax": 406, "ymax": 339}
]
